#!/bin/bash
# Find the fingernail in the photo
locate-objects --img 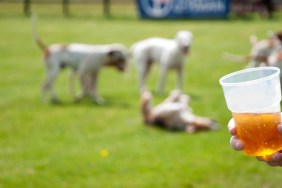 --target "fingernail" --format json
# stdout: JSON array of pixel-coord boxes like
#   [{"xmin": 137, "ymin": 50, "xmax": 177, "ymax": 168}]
[
  {"xmin": 230, "ymin": 128, "xmax": 237, "ymax": 135},
  {"xmin": 272, "ymin": 153, "xmax": 282, "ymax": 161},
  {"xmin": 278, "ymin": 124, "xmax": 282, "ymax": 134},
  {"xmin": 235, "ymin": 142, "xmax": 244, "ymax": 151},
  {"xmin": 228, "ymin": 119, "xmax": 235, "ymax": 131}
]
